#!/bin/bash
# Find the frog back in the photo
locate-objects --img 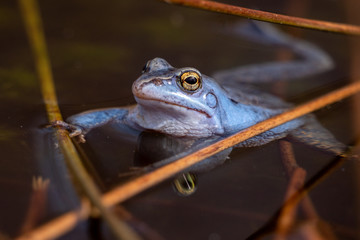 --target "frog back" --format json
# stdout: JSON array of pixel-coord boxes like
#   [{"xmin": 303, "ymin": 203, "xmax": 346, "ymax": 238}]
[{"xmin": 222, "ymin": 82, "xmax": 292, "ymax": 110}]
